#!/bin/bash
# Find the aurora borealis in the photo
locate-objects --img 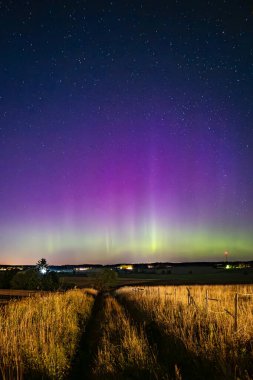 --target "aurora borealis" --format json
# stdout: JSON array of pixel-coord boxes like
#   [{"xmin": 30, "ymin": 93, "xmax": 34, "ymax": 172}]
[{"xmin": 1, "ymin": 1, "xmax": 253, "ymax": 264}]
